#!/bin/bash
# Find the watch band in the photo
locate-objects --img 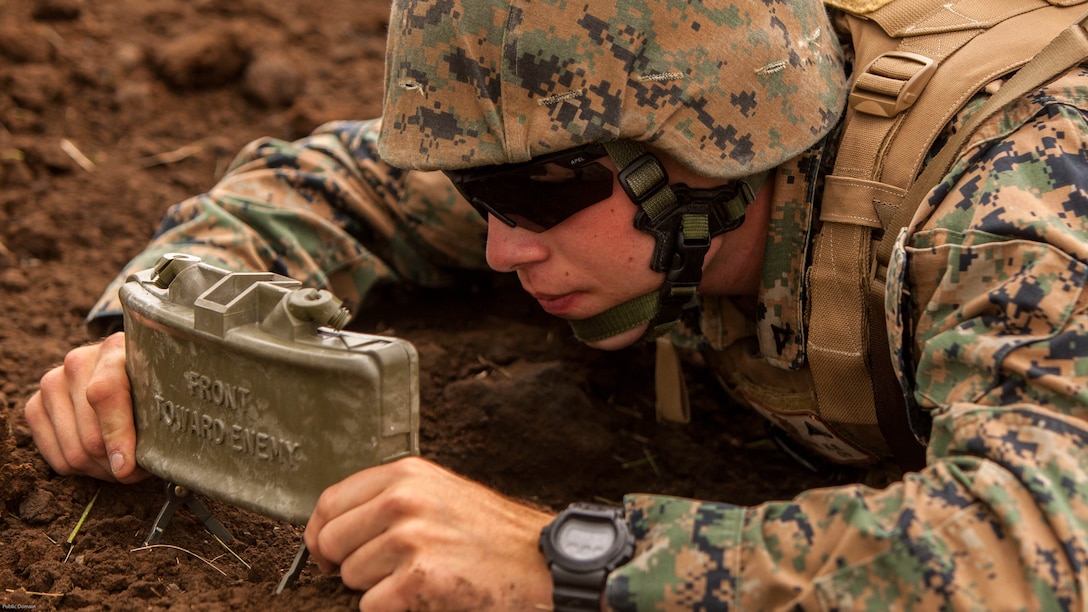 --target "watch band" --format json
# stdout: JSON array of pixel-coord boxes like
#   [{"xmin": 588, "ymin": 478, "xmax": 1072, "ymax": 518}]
[{"xmin": 551, "ymin": 564, "xmax": 608, "ymax": 611}]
